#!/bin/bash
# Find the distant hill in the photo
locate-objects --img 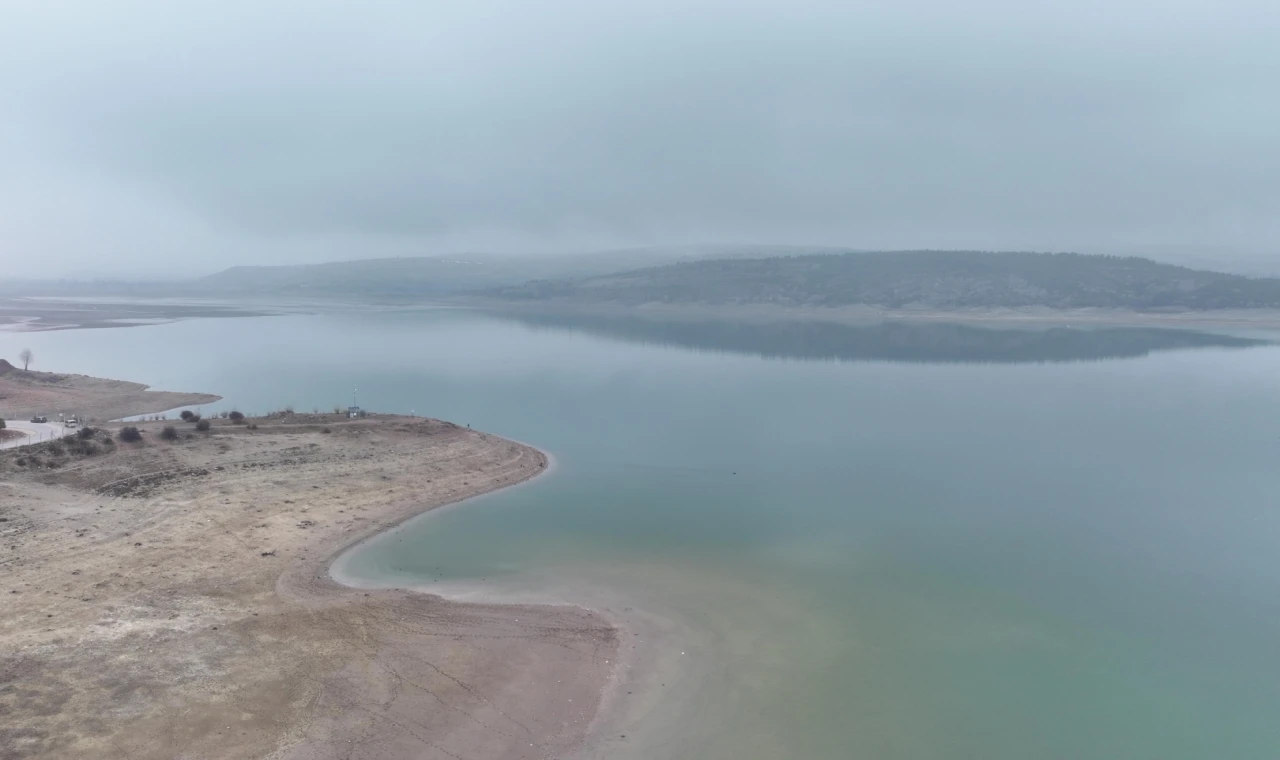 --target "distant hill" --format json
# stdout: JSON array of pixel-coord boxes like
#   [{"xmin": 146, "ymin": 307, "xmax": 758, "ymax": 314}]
[
  {"xmin": 191, "ymin": 246, "xmax": 855, "ymax": 299},
  {"xmin": 0, "ymin": 246, "xmax": 851, "ymax": 300},
  {"xmin": 8, "ymin": 248, "xmax": 1276, "ymax": 310},
  {"xmin": 195, "ymin": 257, "xmax": 511, "ymax": 297},
  {"xmin": 490, "ymin": 251, "xmax": 1280, "ymax": 311}
]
